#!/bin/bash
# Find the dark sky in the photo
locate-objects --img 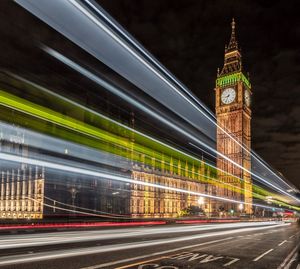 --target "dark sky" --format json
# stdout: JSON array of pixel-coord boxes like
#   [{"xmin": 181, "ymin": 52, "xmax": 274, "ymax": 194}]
[{"xmin": 99, "ymin": 0, "xmax": 300, "ymax": 189}]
